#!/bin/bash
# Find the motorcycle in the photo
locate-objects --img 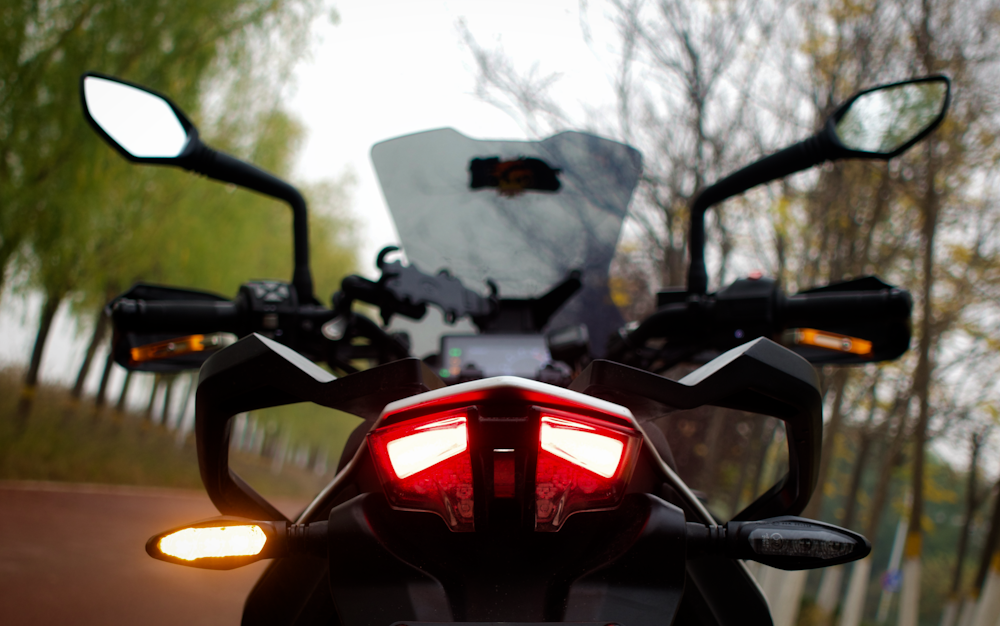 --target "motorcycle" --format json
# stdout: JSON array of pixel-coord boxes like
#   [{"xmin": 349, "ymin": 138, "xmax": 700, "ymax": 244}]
[{"xmin": 79, "ymin": 71, "xmax": 950, "ymax": 625}]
